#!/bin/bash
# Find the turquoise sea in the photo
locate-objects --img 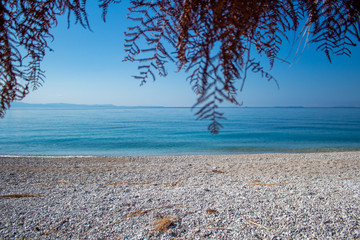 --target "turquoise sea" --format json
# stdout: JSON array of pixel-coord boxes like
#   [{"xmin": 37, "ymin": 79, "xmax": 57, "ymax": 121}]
[{"xmin": 0, "ymin": 105, "xmax": 359, "ymax": 156}]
